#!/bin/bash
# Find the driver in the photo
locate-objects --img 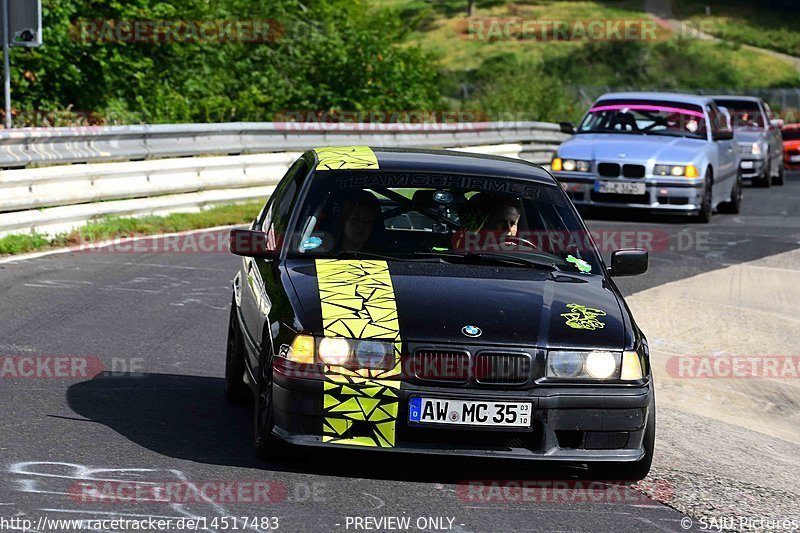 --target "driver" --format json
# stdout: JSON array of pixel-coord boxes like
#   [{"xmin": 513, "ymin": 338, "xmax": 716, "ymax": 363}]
[{"xmin": 485, "ymin": 199, "xmax": 521, "ymax": 238}]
